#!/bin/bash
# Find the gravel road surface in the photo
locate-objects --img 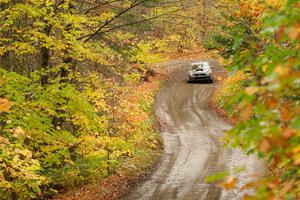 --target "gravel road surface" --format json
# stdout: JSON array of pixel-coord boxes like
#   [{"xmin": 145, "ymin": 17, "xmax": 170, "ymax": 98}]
[{"xmin": 123, "ymin": 59, "xmax": 265, "ymax": 200}]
